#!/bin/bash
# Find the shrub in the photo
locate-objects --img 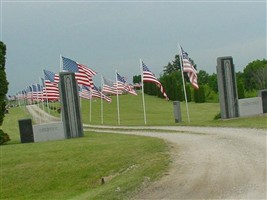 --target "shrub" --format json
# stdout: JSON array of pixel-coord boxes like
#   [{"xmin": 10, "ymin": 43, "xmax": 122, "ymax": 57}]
[
  {"xmin": 213, "ymin": 112, "xmax": 221, "ymax": 120},
  {"xmin": 0, "ymin": 129, "xmax": 10, "ymax": 145}
]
